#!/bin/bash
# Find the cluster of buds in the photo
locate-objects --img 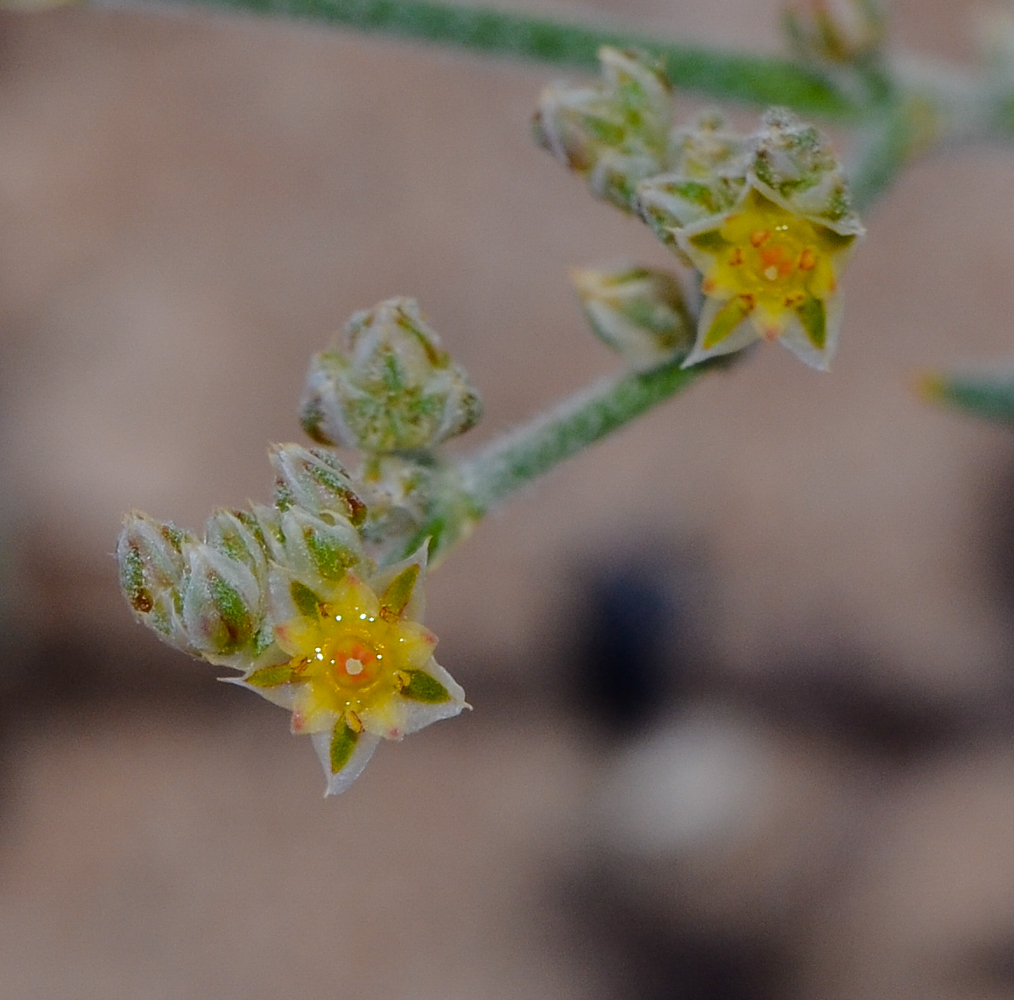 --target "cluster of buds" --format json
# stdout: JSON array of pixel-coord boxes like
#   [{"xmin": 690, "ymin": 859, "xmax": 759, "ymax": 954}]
[
  {"xmin": 299, "ymin": 297, "xmax": 483, "ymax": 562},
  {"xmin": 532, "ymin": 46, "xmax": 674, "ymax": 213},
  {"xmin": 536, "ymin": 48, "xmax": 864, "ymax": 371},
  {"xmin": 300, "ymin": 297, "xmax": 482, "ymax": 453},
  {"xmin": 119, "ymin": 299, "xmax": 481, "ymax": 795}
]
